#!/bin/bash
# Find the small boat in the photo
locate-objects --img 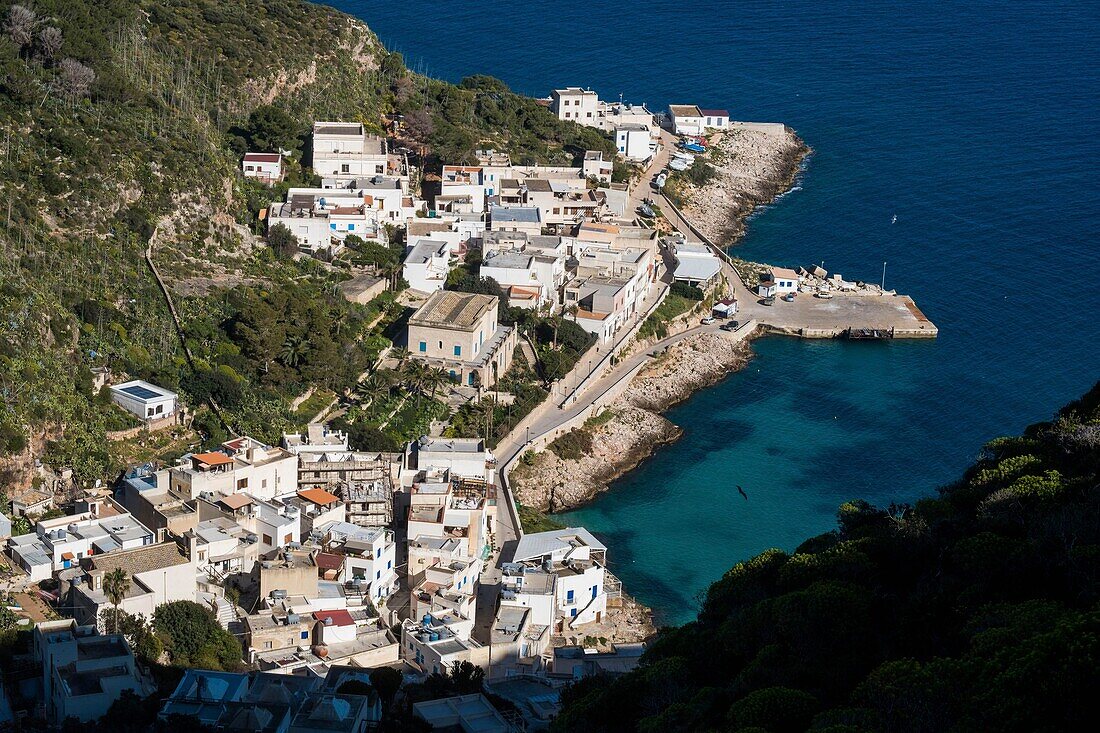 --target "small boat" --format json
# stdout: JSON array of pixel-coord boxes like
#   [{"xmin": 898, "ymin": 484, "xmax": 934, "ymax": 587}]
[
  {"xmin": 671, "ymin": 151, "xmax": 695, "ymax": 162},
  {"xmin": 669, "ymin": 158, "xmax": 691, "ymax": 171},
  {"xmin": 680, "ymin": 142, "xmax": 706, "ymax": 154}
]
